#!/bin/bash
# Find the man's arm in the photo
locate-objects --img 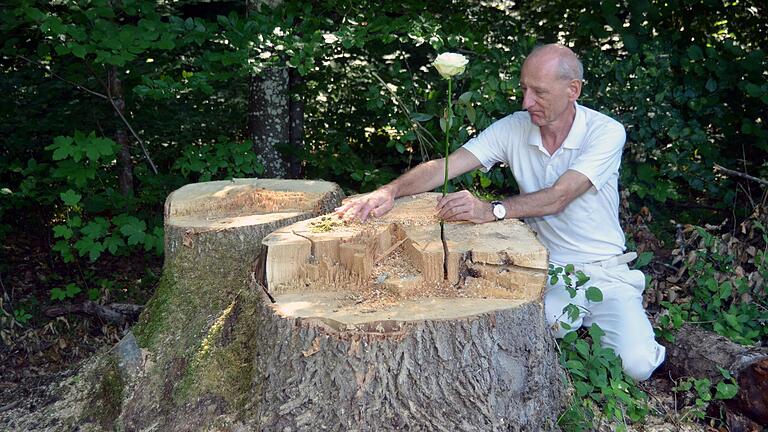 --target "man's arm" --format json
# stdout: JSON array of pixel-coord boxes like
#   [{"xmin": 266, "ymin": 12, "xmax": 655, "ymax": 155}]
[
  {"xmin": 336, "ymin": 148, "xmax": 482, "ymax": 221},
  {"xmin": 436, "ymin": 169, "xmax": 593, "ymax": 222}
]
